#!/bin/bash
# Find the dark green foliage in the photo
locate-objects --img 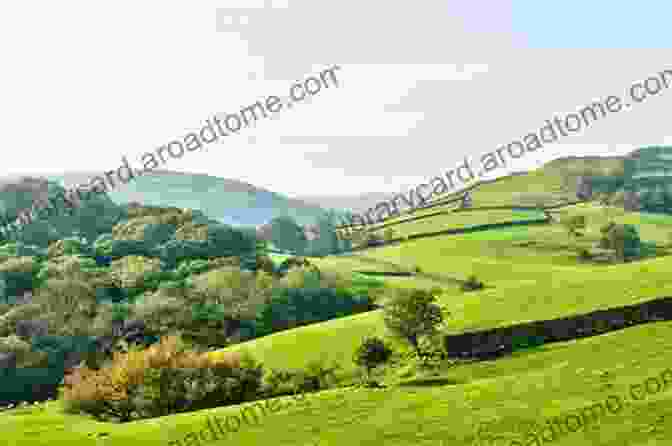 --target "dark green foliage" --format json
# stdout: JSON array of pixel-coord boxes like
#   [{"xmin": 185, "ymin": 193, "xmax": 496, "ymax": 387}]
[
  {"xmin": 130, "ymin": 356, "xmax": 264, "ymax": 420},
  {"xmin": 156, "ymin": 225, "xmax": 254, "ymax": 267},
  {"xmin": 382, "ymin": 288, "xmax": 445, "ymax": 357},
  {"xmin": 305, "ymin": 211, "xmax": 343, "ymax": 256},
  {"xmin": 155, "ymin": 240, "xmax": 211, "ymax": 268},
  {"xmin": 276, "ymin": 257, "xmax": 315, "ymax": 276},
  {"xmin": 0, "ymin": 259, "xmax": 40, "ymax": 302},
  {"xmin": 60, "ymin": 236, "xmax": 93, "ymax": 256},
  {"xmin": 106, "ymin": 240, "xmax": 155, "ymax": 259},
  {"xmin": 9, "ymin": 187, "xmax": 125, "ymax": 248},
  {"xmin": 111, "ymin": 303, "xmax": 131, "ymax": 322},
  {"xmin": 239, "ymin": 252, "xmax": 258, "ymax": 272},
  {"xmin": 95, "ymin": 286, "xmax": 127, "ymax": 303},
  {"xmin": 353, "ymin": 336, "xmax": 393, "ymax": 378},
  {"xmin": 207, "ymin": 223, "xmax": 256, "ymax": 256},
  {"xmin": 578, "ymin": 248, "xmax": 591, "ymax": 261},
  {"xmin": 268, "ymin": 216, "xmax": 306, "ymax": 255},
  {"xmin": 262, "ymin": 359, "xmax": 340, "ymax": 398},
  {"xmin": 175, "ymin": 259, "xmax": 210, "ymax": 278},
  {"xmin": 141, "ymin": 270, "xmax": 179, "ymax": 290},
  {"xmin": 292, "ymin": 359, "xmax": 341, "ymax": 393},
  {"xmin": 141, "ymin": 223, "xmax": 176, "ymax": 246},
  {"xmin": 511, "ymin": 335, "xmax": 545, "ymax": 352},
  {"xmin": 461, "ymin": 275, "xmax": 484, "ymax": 292},
  {"xmin": 254, "ymin": 286, "xmax": 370, "ymax": 338},
  {"xmin": 157, "ymin": 279, "xmax": 188, "ymax": 292},
  {"xmin": 0, "ymin": 363, "xmax": 65, "ymax": 405},
  {"xmin": 15, "ymin": 242, "xmax": 48, "ymax": 259},
  {"xmin": 600, "ymin": 223, "xmax": 641, "ymax": 261},
  {"xmin": 190, "ymin": 302, "xmax": 227, "ymax": 322},
  {"xmin": 31, "ymin": 334, "xmax": 97, "ymax": 365},
  {"xmin": 255, "ymin": 254, "xmax": 276, "ymax": 275}
]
